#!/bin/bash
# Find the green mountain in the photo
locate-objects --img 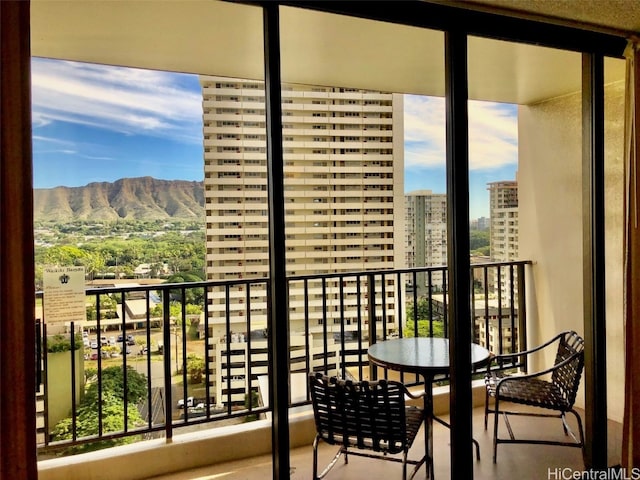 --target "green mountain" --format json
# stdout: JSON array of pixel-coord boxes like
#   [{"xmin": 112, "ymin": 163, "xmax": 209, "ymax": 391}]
[{"xmin": 33, "ymin": 177, "xmax": 205, "ymax": 221}]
